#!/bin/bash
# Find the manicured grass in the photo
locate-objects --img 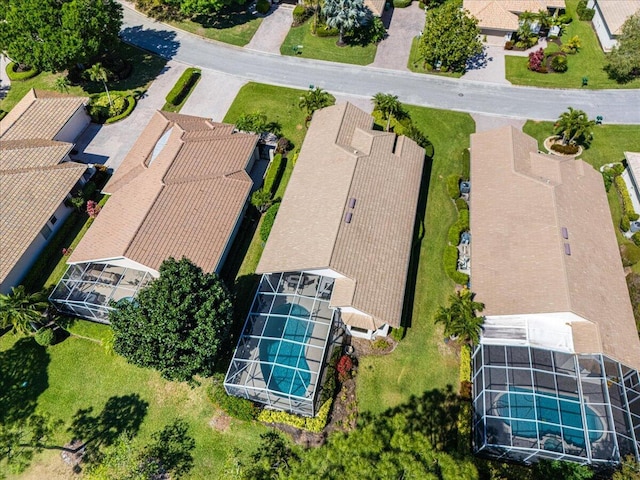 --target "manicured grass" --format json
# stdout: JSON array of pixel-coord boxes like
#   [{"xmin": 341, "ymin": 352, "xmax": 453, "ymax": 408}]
[
  {"xmin": 0, "ymin": 42, "xmax": 166, "ymax": 113},
  {"xmin": 357, "ymin": 106, "xmax": 475, "ymax": 415},
  {"xmin": 505, "ymin": 0, "xmax": 640, "ymax": 89},
  {"xmin": 168, "ymin": 10, "xmax": 263, "ymax": 47},
  {"xmin": 281, "ymin": 19, "xmax": 377, "ymax": 66},
  {"xmin": 407, "ymin": 38, "xmax": 464, "ymax": 78}
]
